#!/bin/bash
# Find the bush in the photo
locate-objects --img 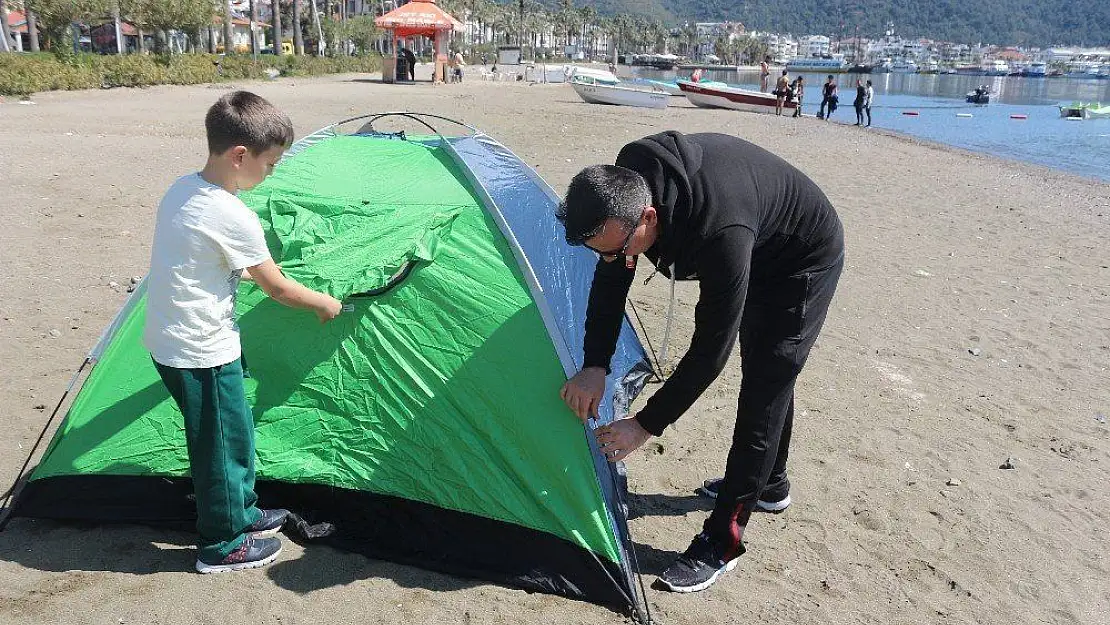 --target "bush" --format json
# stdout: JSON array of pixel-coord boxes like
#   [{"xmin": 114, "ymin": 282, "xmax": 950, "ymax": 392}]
[{"xmin": 0, "ymin": 52, "xmax": 382, "ymax": 97}]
